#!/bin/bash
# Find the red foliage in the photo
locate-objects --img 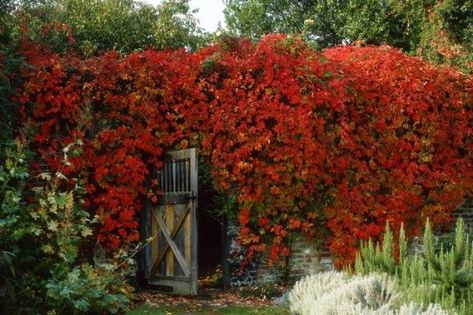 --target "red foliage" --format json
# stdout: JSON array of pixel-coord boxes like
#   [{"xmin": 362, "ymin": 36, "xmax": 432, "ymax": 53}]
[
  {"xmin": 324, "ymin": 46, "xmax": 473, "ymax": 265},
  {"xmin": 18, "ymin": 36, "xmax": 473, "ymax": 267},
  {"xmin": 19, "ymin": 42, "xmax": 207, "ymax": 248}
]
